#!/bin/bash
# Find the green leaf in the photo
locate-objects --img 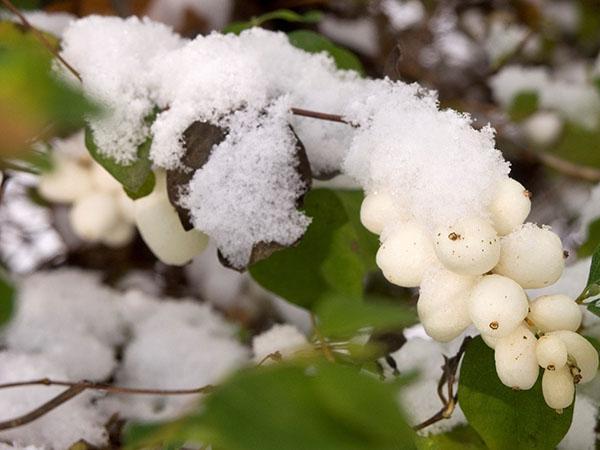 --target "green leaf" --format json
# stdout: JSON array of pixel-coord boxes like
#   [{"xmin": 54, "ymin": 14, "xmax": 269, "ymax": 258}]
[
  {"xmin": 134, "ymin": 361, "xmax": 416, "ymax": 450},
  {"xmin": 224, "ymin": 9, "xmax": 323, "ymax": 34},
  {"xmin": 579, "ymin": 244, "xmax": 600, "ymax": 317},
  {"xmin": 84, "ymin": 115, "xmax": 156, "ymax": 200},
  {"xmin": 0, "ymin": 268, "xmax": 15, "ymax": 326},
  {"xmin": 508, "ymin": 91, "xmax": 538, "ymax": 122},
  {"xmin": 458, "ymin": 337, "xmax": 573, "ymax": 450},
  {"xmin": 316, "ymin": 294, "xmax": 416, "ymax": 339},
  {"xmin": 0, "ymin": 22, "xmax": 97, "ymax": 157},
  {"xmin": 416, "ymin": 425, "xmax": 487, "ymax": 450},
  {"xmin": 287, "ymin": 30, "xmax": 365, "ymax": 74},
  {"xmin": 548, "ymin": 121, "xmax": 600, "ymax": 168},
  {"xmin": 250, "ymin": 189, "xmax": 379, "ymax": 309},
  {"xmin": 579, "ymin": 218, "xmax": 600, "ymax": 258}
]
